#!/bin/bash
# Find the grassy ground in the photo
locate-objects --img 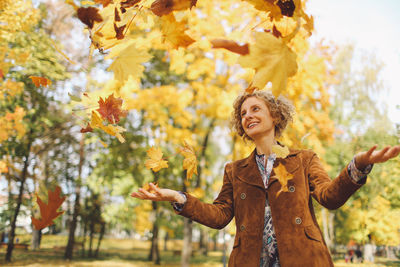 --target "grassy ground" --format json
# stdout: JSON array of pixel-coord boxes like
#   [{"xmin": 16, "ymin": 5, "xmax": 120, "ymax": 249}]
[{"xmin": 0, "ymin": 235, "xmax": 398, "ymax": 266}]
